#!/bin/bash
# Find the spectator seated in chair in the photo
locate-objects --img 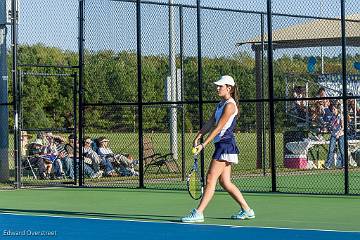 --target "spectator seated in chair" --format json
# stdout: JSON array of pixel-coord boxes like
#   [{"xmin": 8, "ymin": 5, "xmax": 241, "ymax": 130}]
[
  {"xmin": 59, "ymin": 134, "xmax": 103, "ymax": 179},
  {"xmin": 20, "ymin": 131, "xmax": 38, "ymax": 179},
  {"xmin": 41, "ymin": 132, "xmax": 68, "ymax": 180},
  {"xmin": 292, "ymin": 86, "xmax": 308, "ymax": 122},
  {"xmin": 97, "ymin": 136, "xmax": 138, "ymax": 177},
  {"xmin": 27, "ymin": 138, "xmax": 52, "ymax": 180},
  {"xmin": 83, "ymin": 136, "xmax": 119, "ymax": 178}
]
